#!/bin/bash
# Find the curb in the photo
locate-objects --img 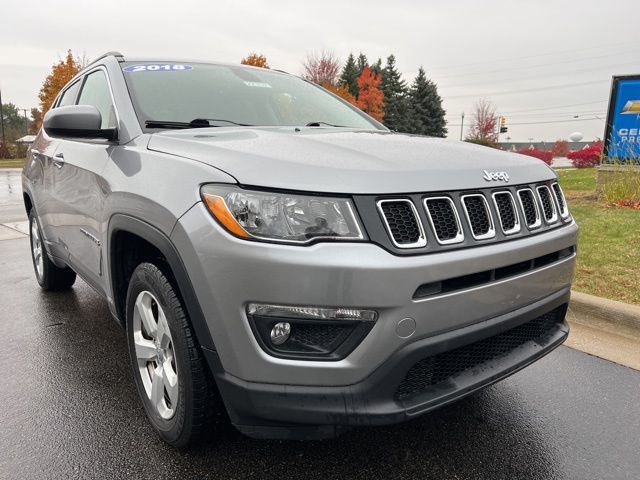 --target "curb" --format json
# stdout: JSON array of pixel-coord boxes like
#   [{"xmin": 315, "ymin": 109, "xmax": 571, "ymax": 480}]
[{"xmin": 569, "ymin": 290, "xmax": 640, "ymax": 333}]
